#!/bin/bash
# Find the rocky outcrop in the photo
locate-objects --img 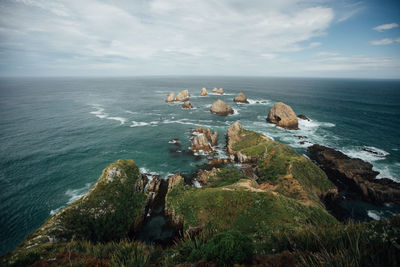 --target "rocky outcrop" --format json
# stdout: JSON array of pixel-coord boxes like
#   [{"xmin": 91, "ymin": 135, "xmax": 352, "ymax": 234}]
[
  {"xmin": 190, "ymin": 126, "xmax": 218, "ymax": 153},
  {"xmin": 234, "ymin": 92, "xmax": 249, "ymax": 104},
  {"xmin": 182, "ymin": 101, "xmax": 193, "ymax": 109},
  {"xmin": 226, "ymin": 122, "xmax": 244, "ymax": 157},
  {"xmin": 210, "ymin": 99, "xmax": 234, "ymax": 115},
  {"xmin": 200, "ymin": 87, "xmax": 208, "ymax": 96},
  {"xmin": 196, "ymin": 168, "xmax": 219, "ymax": 186},
  {"xmin": 298, "ymin": 114, "xmax": 310, "ymax": 121},
  {"xmin": 165, "ymin": 92, "xmax": 175, "ymax": 102},
  {"xmin": 212, "ymin": 88, "xmax": 224, "ymax": 95},
  {"xmin": 308, "ymin": 144, "xmax": 400, "ymax": 204},
  {"xmin": 175, "ymin": 89, "xmax": 190, "ymax": 101},
  {"xmin": 267, "ymin": 102, "xmax": 298, "ymax": 130}
]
